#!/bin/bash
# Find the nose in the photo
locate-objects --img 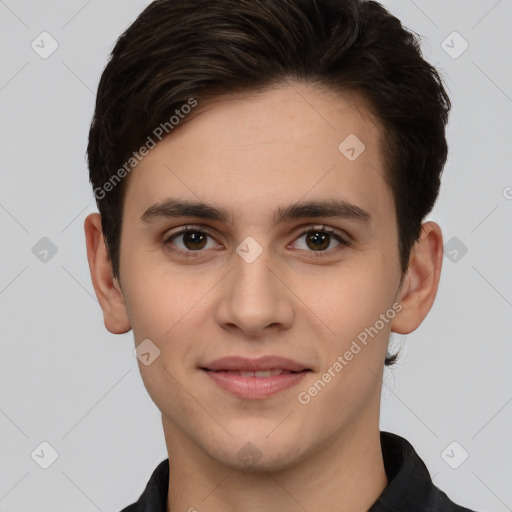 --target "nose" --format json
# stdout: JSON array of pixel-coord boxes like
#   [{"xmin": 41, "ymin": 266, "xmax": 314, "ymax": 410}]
[{"xmin": 215, "ymin": 247, "xmax": 295, "ymax": 338}]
